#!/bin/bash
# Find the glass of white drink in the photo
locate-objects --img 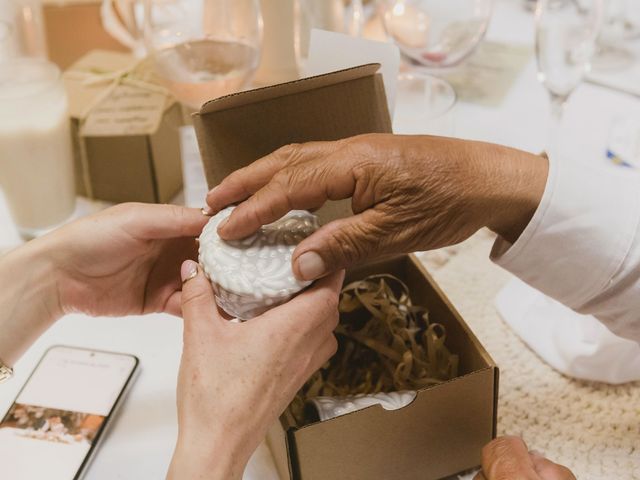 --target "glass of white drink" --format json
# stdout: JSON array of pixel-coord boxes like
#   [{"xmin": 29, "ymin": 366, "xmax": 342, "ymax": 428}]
[{"xmin": 0, "ymin": 58, "xmax": 76, "ymax": 239}]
